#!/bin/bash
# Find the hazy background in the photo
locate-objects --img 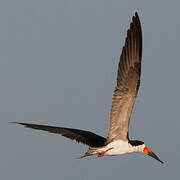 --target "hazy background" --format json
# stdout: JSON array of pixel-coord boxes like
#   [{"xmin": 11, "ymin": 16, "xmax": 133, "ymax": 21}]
[{"xmin": 1, "ymin": 0, "xmax": 180, "ymax": 179}]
